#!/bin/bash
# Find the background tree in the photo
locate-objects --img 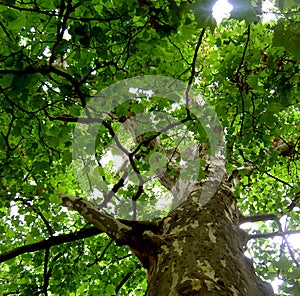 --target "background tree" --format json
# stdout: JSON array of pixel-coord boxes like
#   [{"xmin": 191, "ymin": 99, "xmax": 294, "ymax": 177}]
[{"xmin": 0, "ymin": 0, "xmax": 299, "ymax": 295}]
